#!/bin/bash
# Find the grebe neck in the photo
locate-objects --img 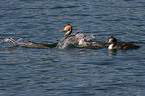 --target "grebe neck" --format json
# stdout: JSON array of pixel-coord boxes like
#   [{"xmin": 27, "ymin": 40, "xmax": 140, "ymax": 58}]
[
  {"xmin": 108, "ymin": 42, "xmax": 116, "ymax": 49},
  {"xmin": 108, "ymin": 44, "xmax": 114, "ymax": 49}
]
